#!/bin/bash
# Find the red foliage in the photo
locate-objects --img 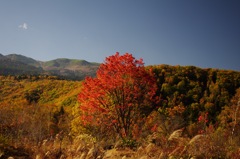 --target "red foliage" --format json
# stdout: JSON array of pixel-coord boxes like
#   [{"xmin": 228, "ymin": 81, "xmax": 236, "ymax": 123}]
[
  {"xmin": 78, "ymin": 52, "xmax": 158, "ymax": 139},
  {"xmin": 198, "ymin": 112, "xmax": 208, "ymax": 123},
  {"xmin": 198, "ymin": 112, "xmax": 209, "ymax": 134},
  {"xmin": 151, "ymin": 124, "xmax": 158, "ymax": 132}
]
